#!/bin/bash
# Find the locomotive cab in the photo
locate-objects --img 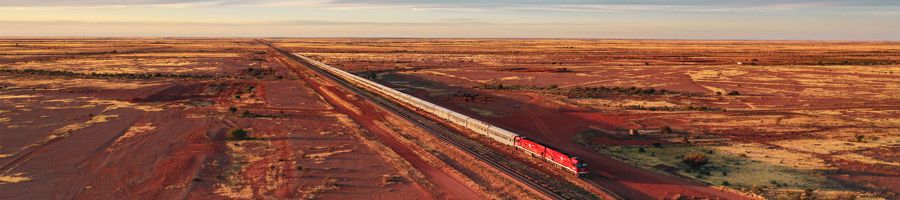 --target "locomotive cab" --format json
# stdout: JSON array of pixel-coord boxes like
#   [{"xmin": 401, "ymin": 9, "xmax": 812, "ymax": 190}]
[{"xmin": 572, "ymin": 157, "xmax": 589, "ymax": 178}]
